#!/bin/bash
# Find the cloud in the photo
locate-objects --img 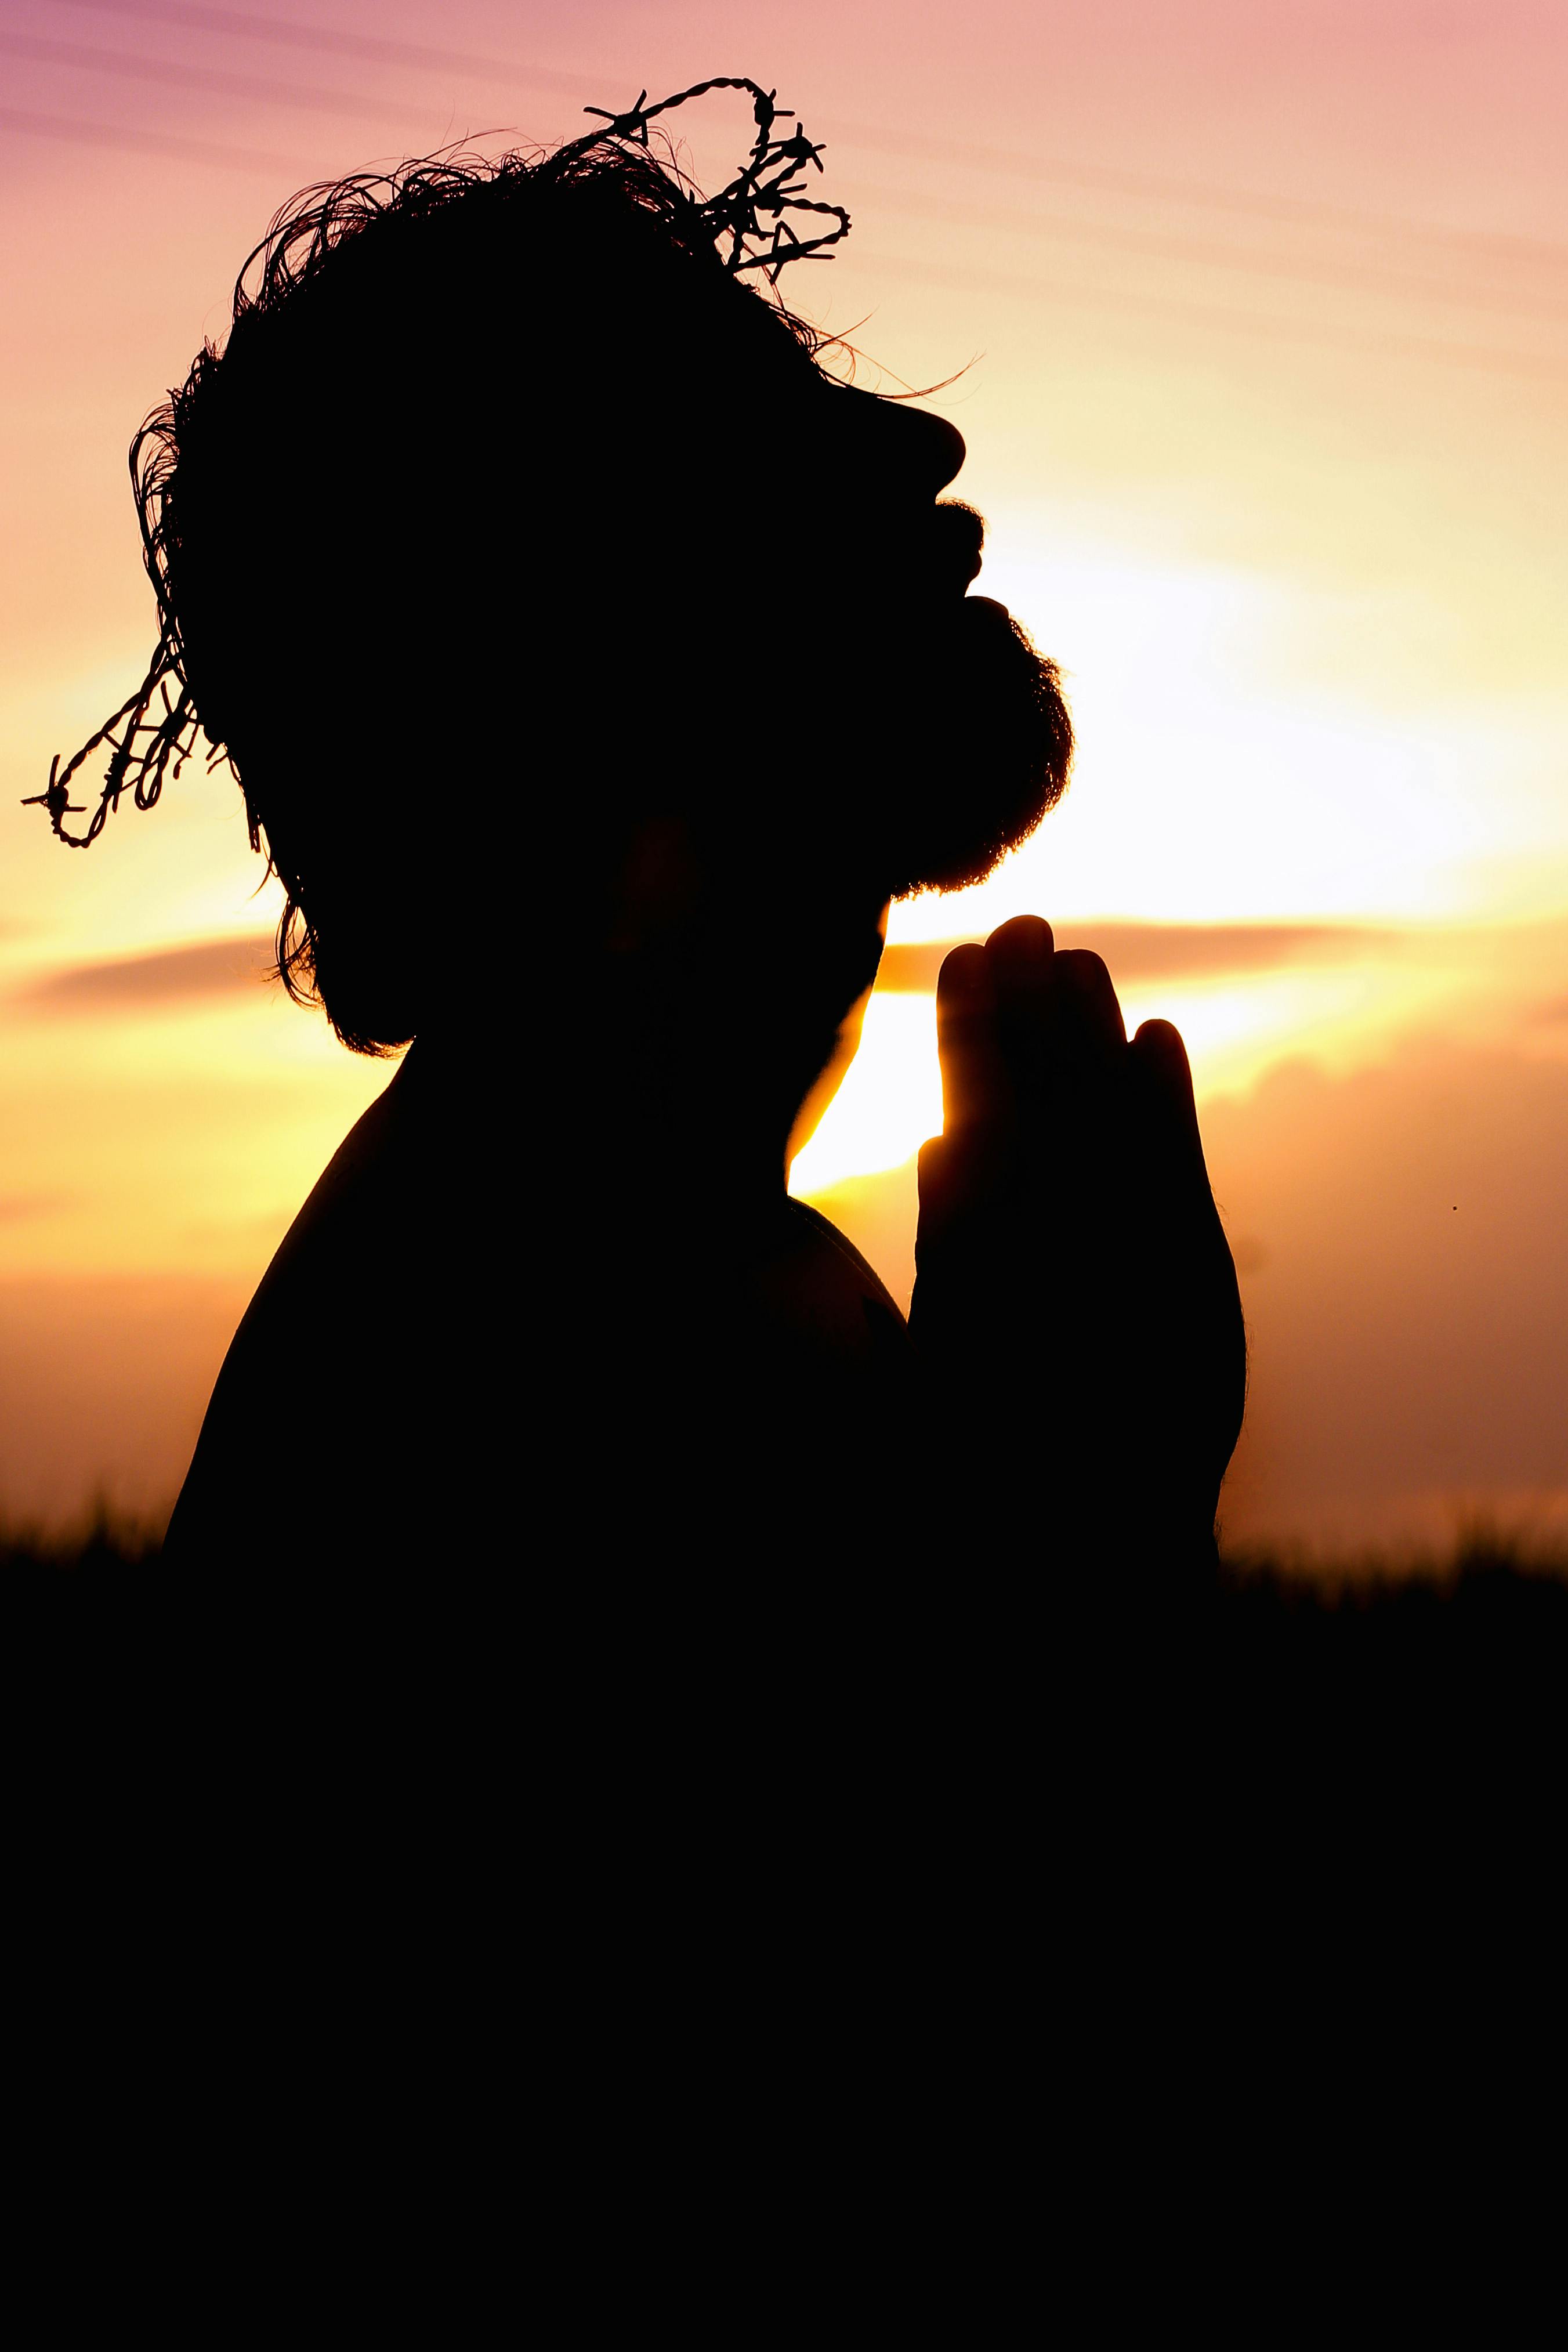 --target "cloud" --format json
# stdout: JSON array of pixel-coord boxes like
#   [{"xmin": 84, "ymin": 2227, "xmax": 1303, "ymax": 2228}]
[
  {"xmin": 0, "ymin": 1193, "xmax": 67, "ymax": 1224},
  {"xmin": 17, "ymin": 935, "xmax": 274, "ymax": 1014},
  {"xmin": 26, "ymin": 921, "xmax": 1394, "ymax": 1014},
  {"xmin": 805, "ymin": 1029, "xmax": 1568, "ymax": 1554},
  {"xmin": 875, "ymin": 921, "xmax": 1400, "ymax": 990}
]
